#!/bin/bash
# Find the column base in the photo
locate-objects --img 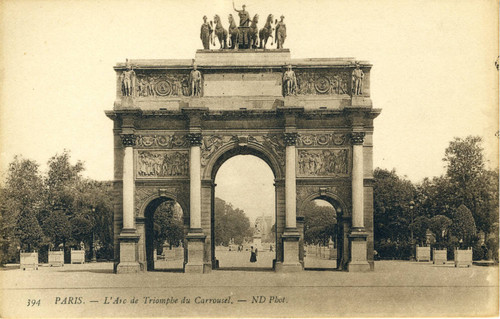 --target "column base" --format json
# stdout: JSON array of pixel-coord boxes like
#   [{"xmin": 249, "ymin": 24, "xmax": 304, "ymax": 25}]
[
  {"xmin": 117, "ymin": 262, "xmax": 141, "ymax": 273},
  {"xmin": 275, "ymin": 261, "xmax": 303, "ymax": 272},
  {"xmin": 185, "ymin": 230, "xmax": 206, "ymax": 274},
  {"xmin": 280, "ymin": 229, "xmax": 302, "ymax": 272},
  {"xmin": 116, "ymin": 229, "xmax": 141, "ymax": 274},
  {"xmin": 348, "ymin": 229, "xmax": 371, "ymax": 272},
  {"xmin": 347, "ymin": 261, "xmax": 371, "ymax": 272}
]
